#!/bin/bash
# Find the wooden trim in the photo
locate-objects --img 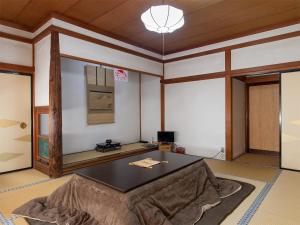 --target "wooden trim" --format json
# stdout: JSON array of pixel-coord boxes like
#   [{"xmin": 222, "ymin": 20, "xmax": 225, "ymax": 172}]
[
  {"xmin": 244, "ymin": 74, "xmax": 280, "ymax": 84},
  {"xmin": 60, "ymin": 53, "xmax": 163, "ymax": 78},
  {"xmin": 32, "ymin": 12, "xmax": 162, "ymax": 55},
  {"xmin": 33, "ymin": 25, "xmax": 52, "ymax": 44},
  {"xmin": 0, "ymin": 31, "xmax": 32, "ymax": 43},
  {"xmin": 139, "ymin": 74, "xmax": 142, "ymax": 141},
  {"xmin": 33, "ymin": 25, "xmax": 163, "ymax": 64},
  {"xmin": 2, "ymin": 18, "xmax": 300, "ymax": 65},
  {"xmin": 0, "ymin": 62, "xmax": 34, "ymax": 74},
  {"xmin": 1, "ymin": 15, "xmax": 300, "ymax": 64},
  {"xmin": 164, "ymin": 48, "xmax": 227, "ymax": 63},
  {"xmin": 48, "ymin": 31, "xmax": 63, "ymax": 178},
  {"xmin": 34, "ymin": 160, "xmax": 50, "ymax": 175},
  {"xmin": 245, "ymin": 83, "xmax": 249, "ymax": 154},
  {"xmin": 230, "ymin": 30, "xmax": 300, "ymax": 51},
  {"xmin": 164, "ymin": 31, "xmax": 300, "ymax": 64},
  {"xmin": 231, "ymin": 61, "xmax": 300, "ymax": 77},
  {"xmin": 53, "ymin": 26, "xmax": 163, "ymax": 63},
  {"xmin": 0, "ymin": 19, "xmax": 31, "ymax": 32},
  {"xmin": 248, "ymin": 148, "xmax": 280, "ymax": 156},
  {"xmin": 165, "ymin": 18, "xmax": 300, "ymax": 55},
  {"xmin": 225, "ymin": 50, "xmax": 232, "ymax": 161},
  {"xmin": 162, "ymin": 72, "xmax": 226, "ymax": 84}
]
